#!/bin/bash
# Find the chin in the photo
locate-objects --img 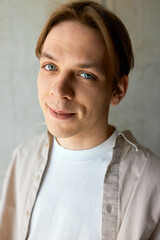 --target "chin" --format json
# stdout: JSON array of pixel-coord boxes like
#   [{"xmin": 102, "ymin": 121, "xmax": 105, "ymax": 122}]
[{"xmin": 46, "ymin": 122, "xmax": 77, "ymax": 139}]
